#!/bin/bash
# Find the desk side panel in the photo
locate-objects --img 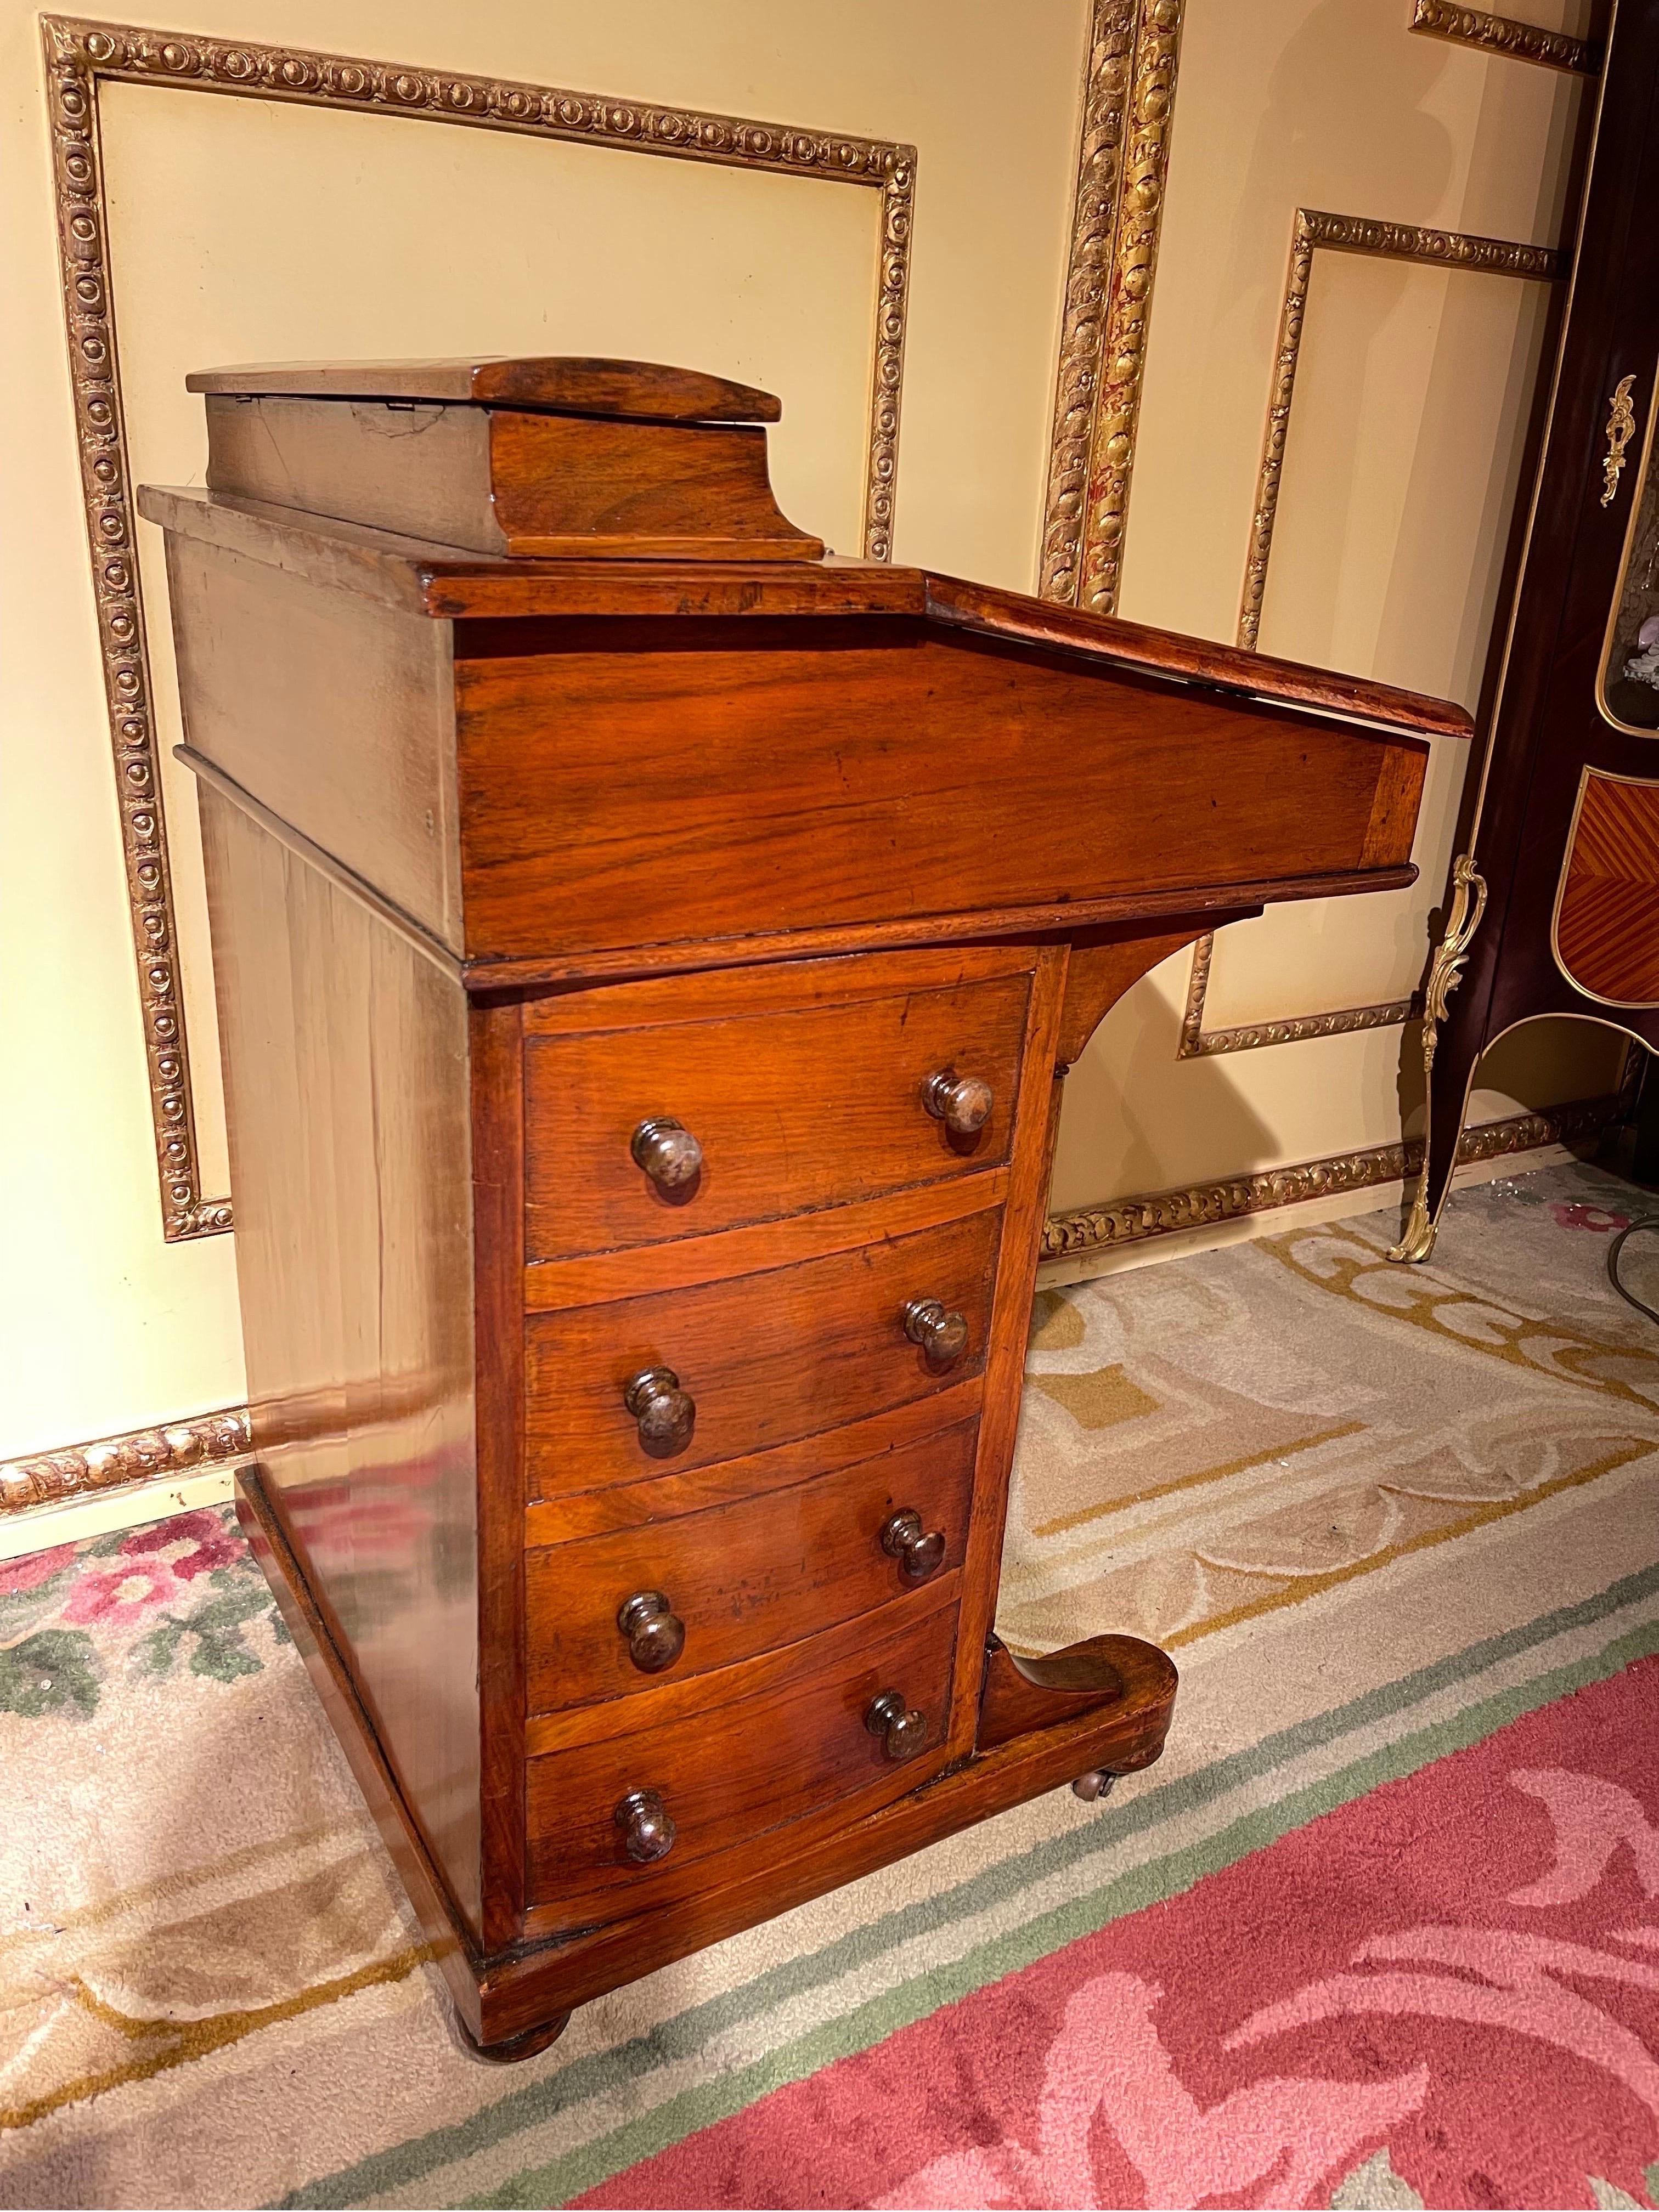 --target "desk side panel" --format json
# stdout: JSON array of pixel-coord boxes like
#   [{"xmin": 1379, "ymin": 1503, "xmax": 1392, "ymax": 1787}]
[
  {"xmin": 165, "ymin": 537, "xmax": 463, "ymax": 950},
  {"xmin": 452, "ymin": 619, "xmax": 1427, "ymax": 962},
  {"xmin": 199, "ymin": 789, "xmax": 483, "ymax": 1933}
]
